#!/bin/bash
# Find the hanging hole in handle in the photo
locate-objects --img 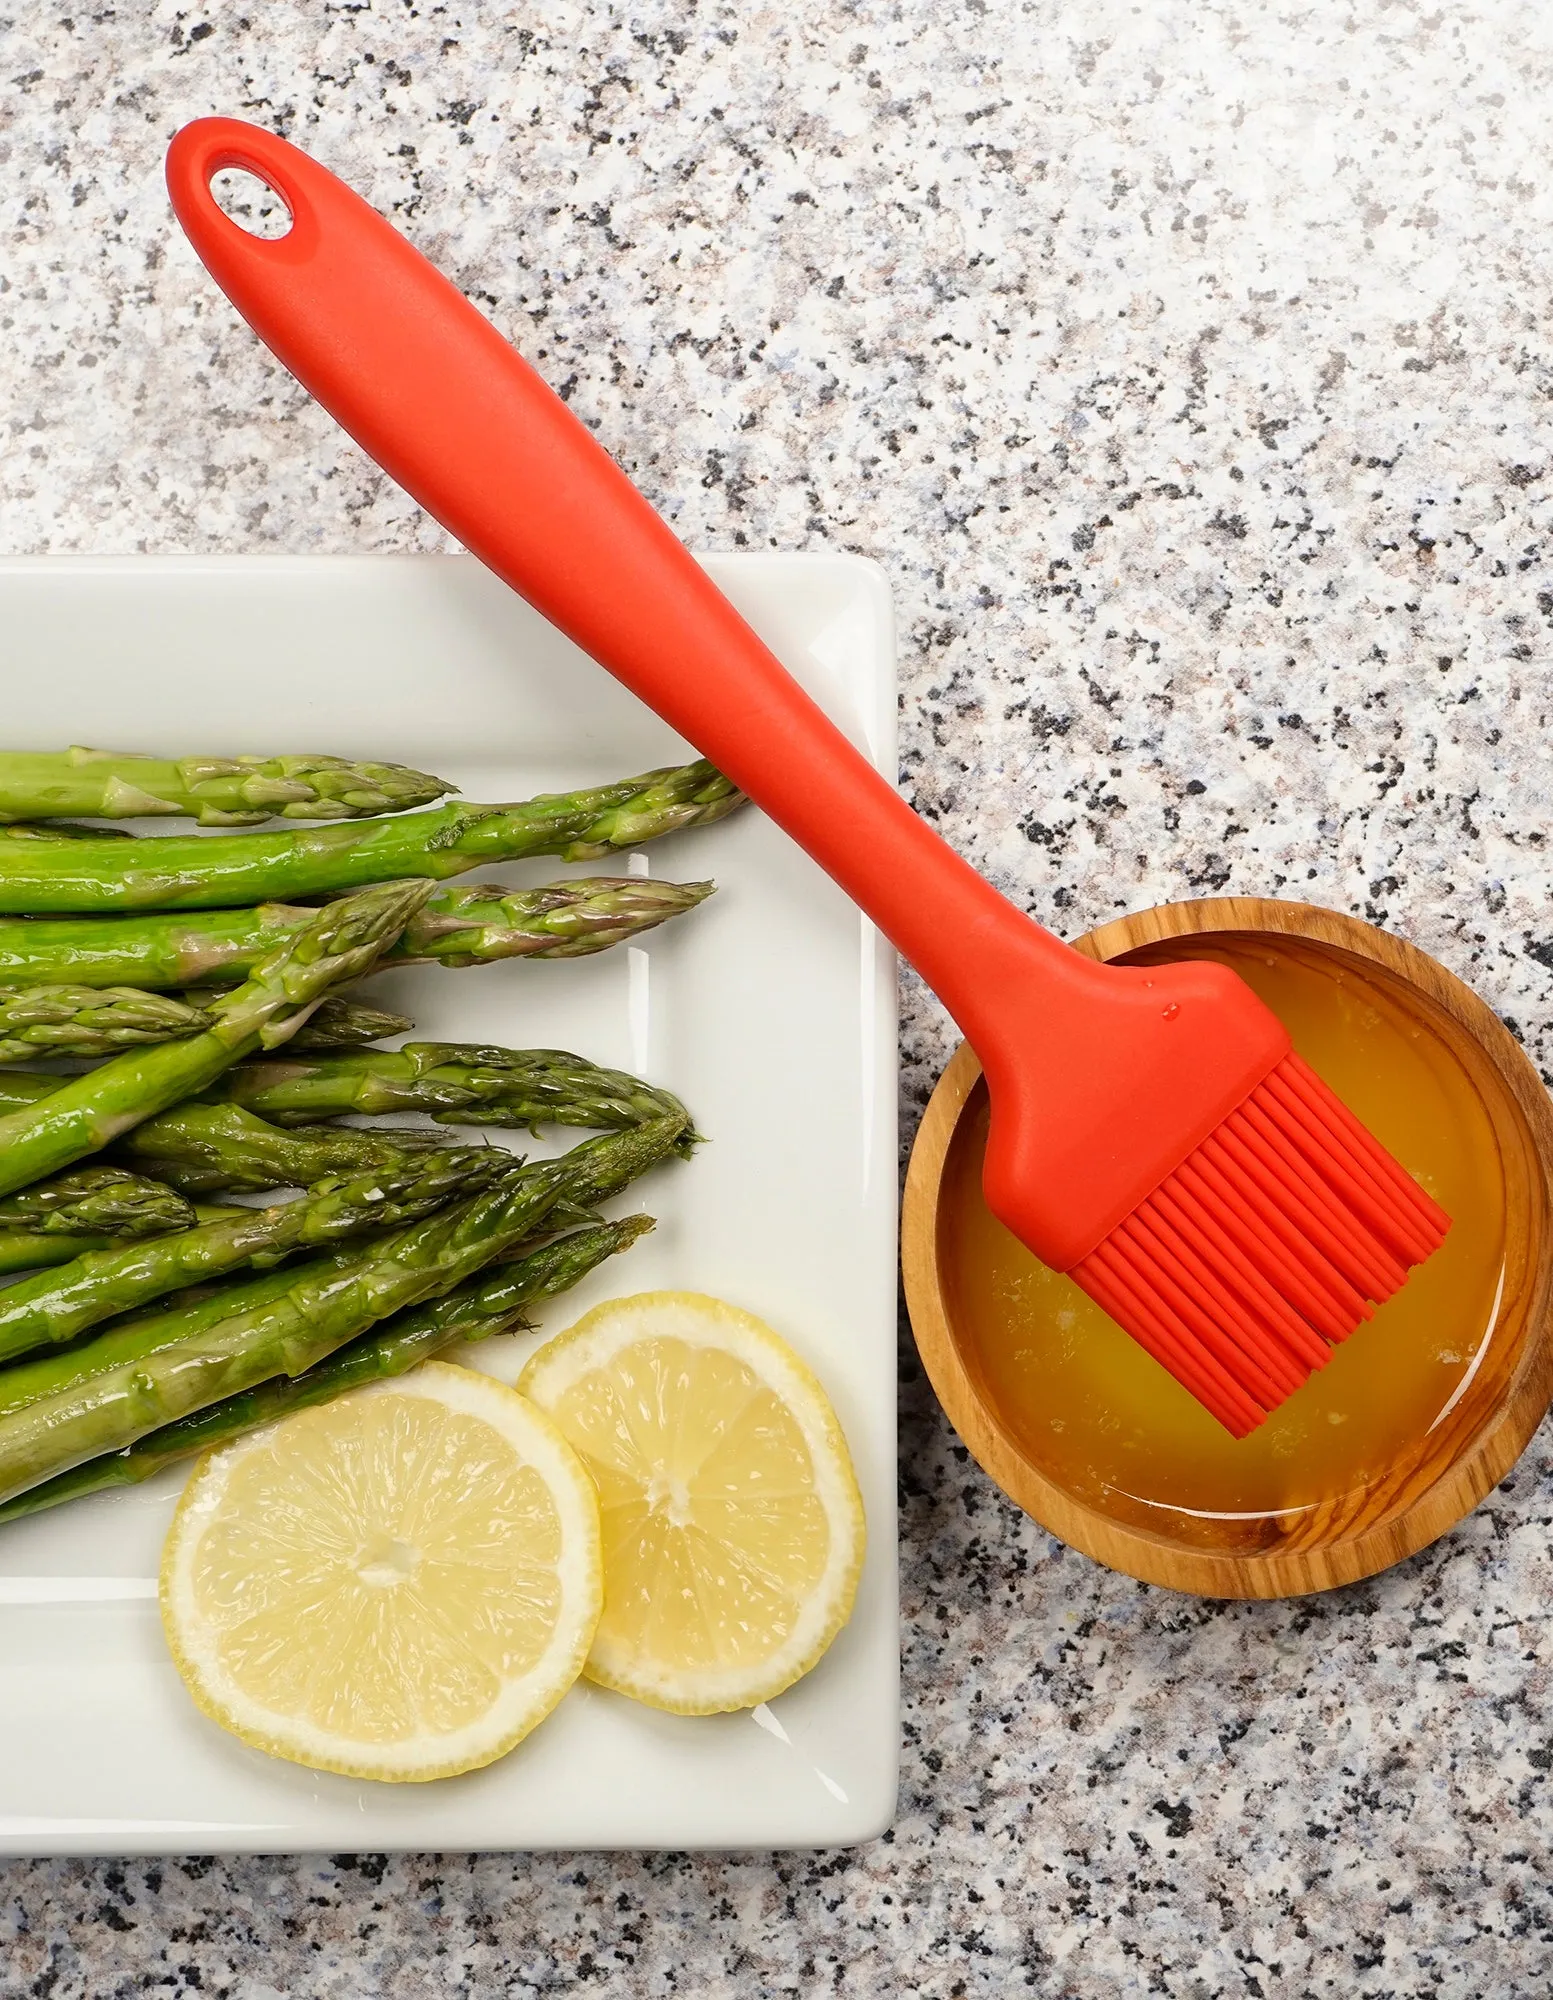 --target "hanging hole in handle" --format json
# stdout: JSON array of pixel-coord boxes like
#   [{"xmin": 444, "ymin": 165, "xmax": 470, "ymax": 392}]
[{"xmin": 210, "ymin": 167, "xmax": 292, "ymax": 240}]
